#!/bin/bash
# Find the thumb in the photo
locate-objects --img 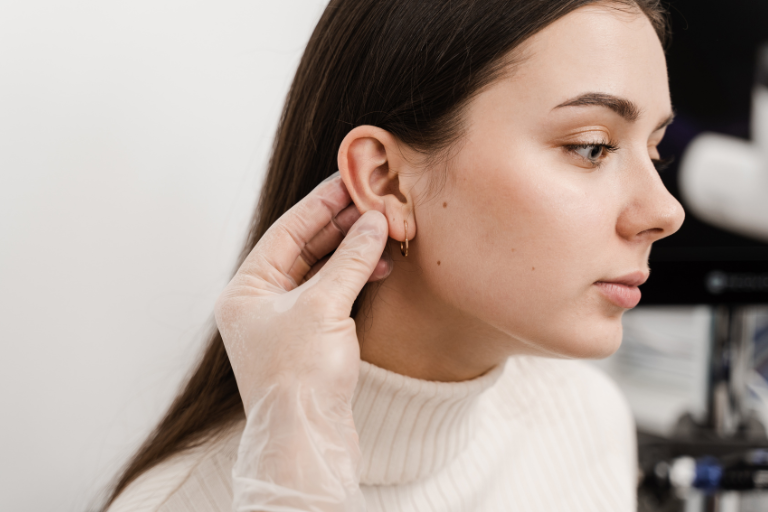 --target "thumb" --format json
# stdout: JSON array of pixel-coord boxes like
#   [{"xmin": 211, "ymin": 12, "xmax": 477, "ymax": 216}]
[{"xmin": 314, "ymin": 210, "xmax": 389, "ymax": 312}]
